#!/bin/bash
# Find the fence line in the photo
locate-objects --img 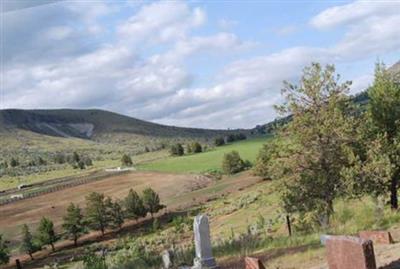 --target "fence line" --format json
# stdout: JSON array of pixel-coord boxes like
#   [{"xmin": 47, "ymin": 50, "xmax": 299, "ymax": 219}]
[{"xmin": 0, "ymin": 171, "xmax": 130, "ymax": 206}]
